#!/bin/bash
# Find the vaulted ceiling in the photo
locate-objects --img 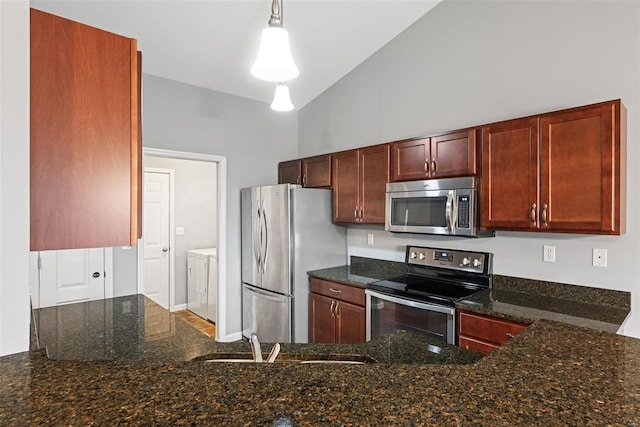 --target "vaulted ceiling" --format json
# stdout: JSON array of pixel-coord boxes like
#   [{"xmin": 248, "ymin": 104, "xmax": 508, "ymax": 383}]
[{"xmin": 31, "ymin": 1, "xmax": 441, "ymax": 109}]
